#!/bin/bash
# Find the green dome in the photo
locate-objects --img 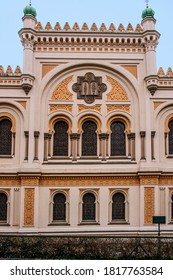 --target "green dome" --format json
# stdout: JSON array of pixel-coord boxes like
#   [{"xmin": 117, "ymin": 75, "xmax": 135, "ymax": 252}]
[
  {"xmin": 23, "ymin": 5, "xmax": 37, "ymax": 18},
  {"xmin": 142, "ymin": 7, "xmax": 155, "ymax": 19}
]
